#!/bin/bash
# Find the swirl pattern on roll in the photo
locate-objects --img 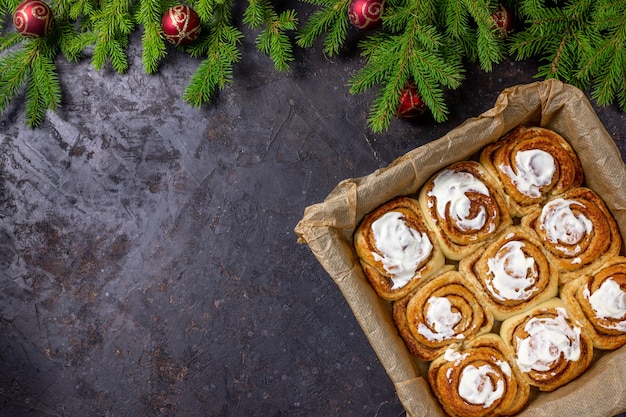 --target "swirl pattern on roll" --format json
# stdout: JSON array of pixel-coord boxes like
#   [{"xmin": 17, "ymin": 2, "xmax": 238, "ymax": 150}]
[
  {"xmin": 393, "ymin": 270, "xmax": 494, "ymax": 361},
  {"xmin": 459, "ymin": 226, "xmax": 559, "ymax": 320},
  {"xmin": 521, "ymin": 187, "xmax": 622, "ymax": 284},
  {"xmin": 500, "ymin": 298, "xmax": 594, "ymax": 392},
  {"xmin": 354, "ymin": 197, "xmax": 445, "ymax": 300},
  {"xmin": 428, "ymin": 333, "xmax": 530, "ymax": 417},
  {"xmin": 561, "ymin": 256, "xmax": 626, "ymax": 350},
  {"xmin": 418, "ymin": 161, "xmax": 512, "ymax": 260},
  {"xmin": 480, "ymin": 126, "xmax": 584, "ymax": 216}
]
